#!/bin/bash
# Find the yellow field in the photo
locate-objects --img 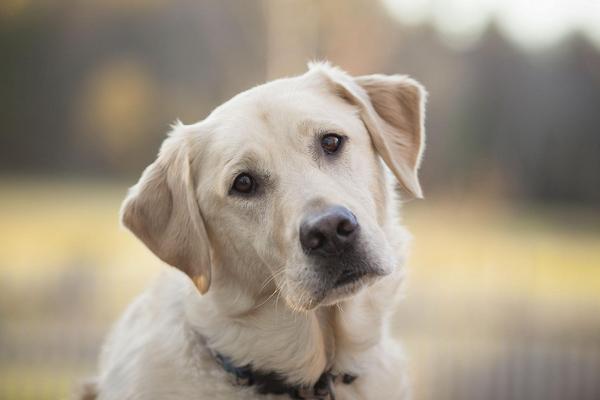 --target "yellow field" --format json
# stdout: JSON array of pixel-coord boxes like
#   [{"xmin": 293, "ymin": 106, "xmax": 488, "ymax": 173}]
[{"xmin": 1, "ymin": 179, "xmax": 599, "ymax": 399}]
